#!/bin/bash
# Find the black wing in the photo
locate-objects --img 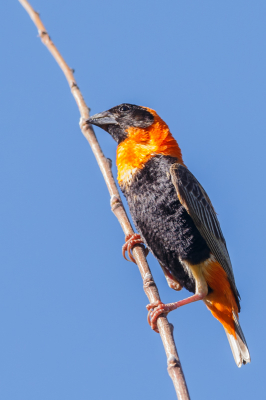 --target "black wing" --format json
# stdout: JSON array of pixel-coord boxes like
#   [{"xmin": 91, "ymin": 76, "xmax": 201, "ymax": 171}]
[{"xmin": 170, "ymin": 163, "xmax": 239, "ymax": 302}]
